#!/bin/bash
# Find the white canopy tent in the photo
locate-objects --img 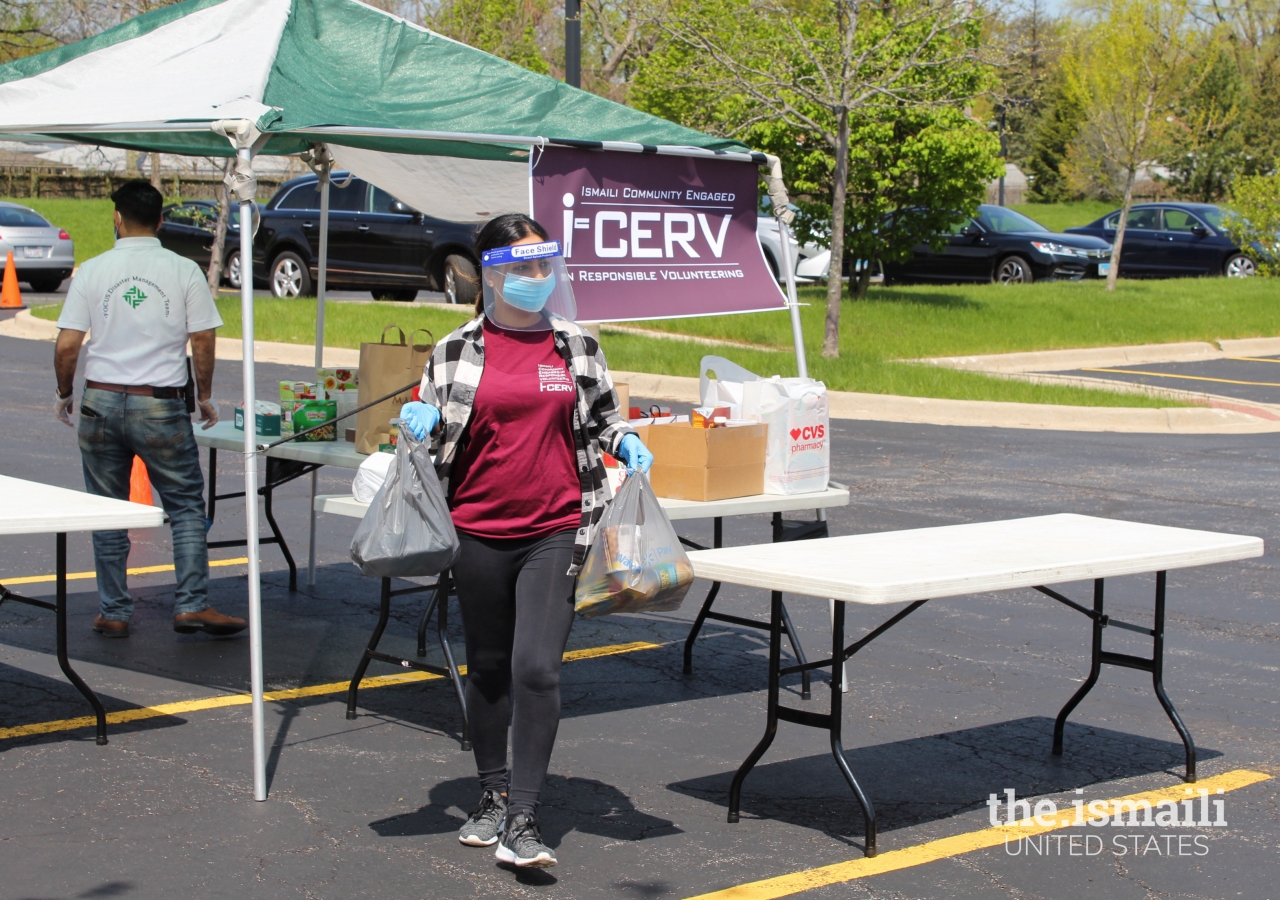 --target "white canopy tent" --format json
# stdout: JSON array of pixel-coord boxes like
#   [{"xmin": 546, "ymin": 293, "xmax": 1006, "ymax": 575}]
[{"xmin": 0, "ymin": 0, "xmax": 806, "ymax": 801}]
